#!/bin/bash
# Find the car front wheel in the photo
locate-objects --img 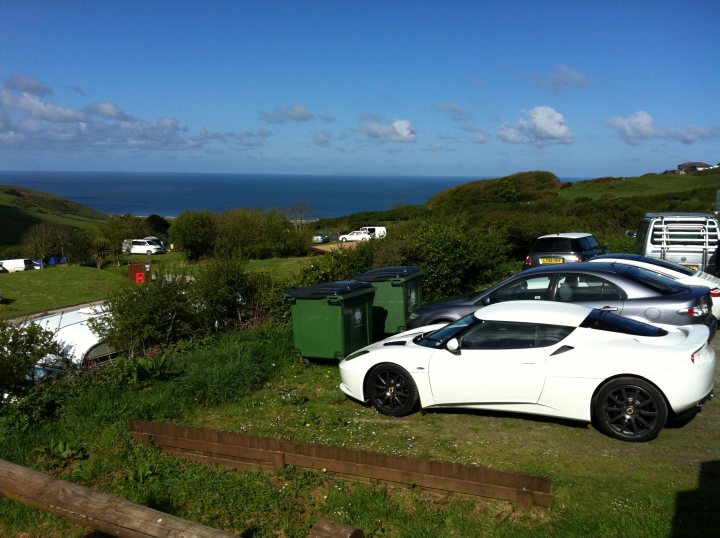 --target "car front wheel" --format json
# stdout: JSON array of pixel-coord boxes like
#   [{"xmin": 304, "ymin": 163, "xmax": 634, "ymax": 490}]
[
  {"xmin": 365, "ymin": 363, "xmax": 418, "ymax": 417},
  {"xmin": 594, "ymin": 377, "xmax": 667, "ymax": 442},
  {"xmin": 340, "ymin": 238, "xmax": 347, "ymax": 242}
]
